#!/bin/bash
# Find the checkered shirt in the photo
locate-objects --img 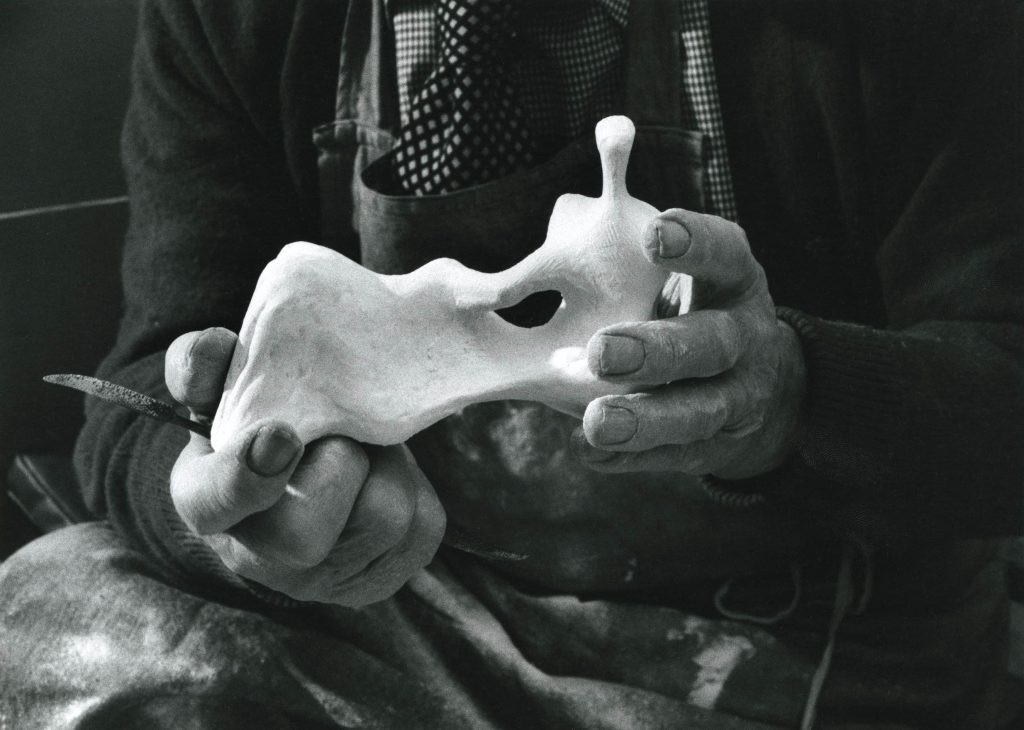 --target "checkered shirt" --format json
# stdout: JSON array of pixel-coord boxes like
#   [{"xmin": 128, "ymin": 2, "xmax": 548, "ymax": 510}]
[
  {"xmin": 387, "ymin": 0, "xmax": 738, "ymax": 221},
  {"xmin": 678, "ymin": 0, "xmax": 737, "ymax": 221}
]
